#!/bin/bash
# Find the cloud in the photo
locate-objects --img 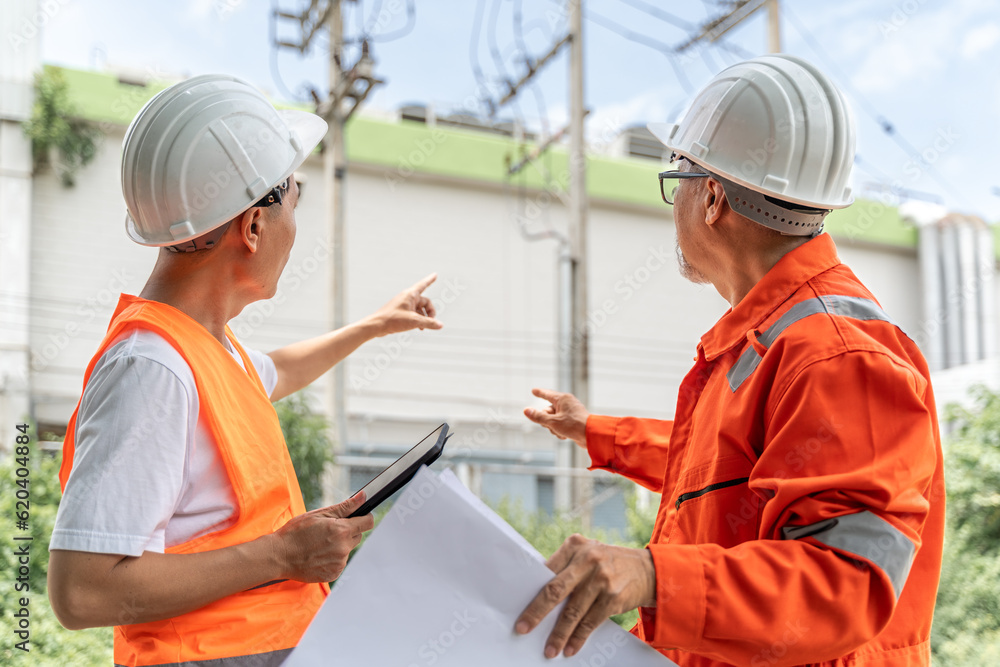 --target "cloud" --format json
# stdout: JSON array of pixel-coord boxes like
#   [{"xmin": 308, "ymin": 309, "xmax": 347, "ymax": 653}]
[
  {"xmin": 852, "ymin": 0, "xmax": 994, "ymax": 93},
  {"xmin": 186, "ymin": 0, "xmax": 214, "ymax": 20},
  {"xmin": 961, "ymin": 22, "xmax": 1000, "ymax": 59}
]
